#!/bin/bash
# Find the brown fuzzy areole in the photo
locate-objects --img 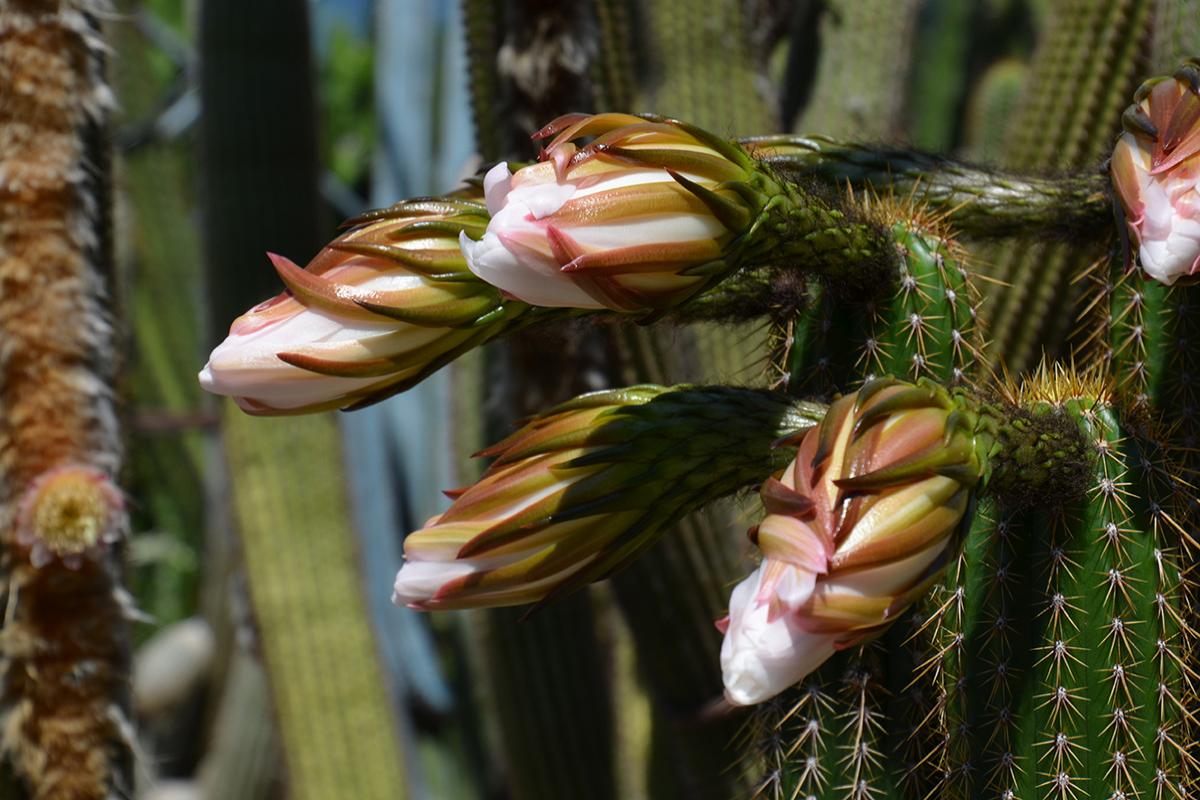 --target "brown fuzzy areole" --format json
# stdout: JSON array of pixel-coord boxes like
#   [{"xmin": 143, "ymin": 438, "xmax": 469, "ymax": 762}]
[{"xmin": 0, "ymin": 2, "xmax": 133, "ymax": 798}]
